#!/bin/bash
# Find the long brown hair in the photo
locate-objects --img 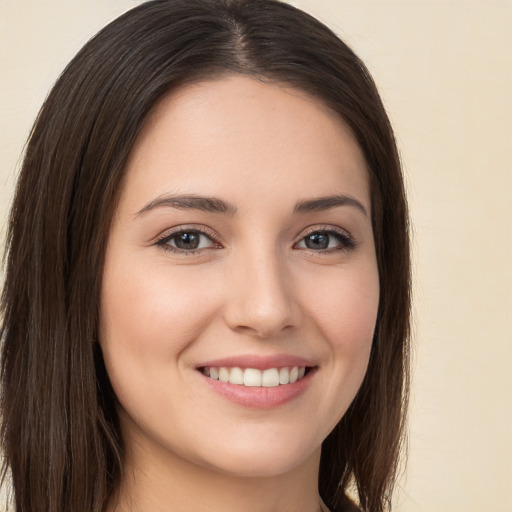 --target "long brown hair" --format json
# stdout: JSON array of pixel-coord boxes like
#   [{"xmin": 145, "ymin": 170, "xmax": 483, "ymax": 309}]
[{"xmin": 0, "ymin": 1, "xmax": 410, "ymax": 511}]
